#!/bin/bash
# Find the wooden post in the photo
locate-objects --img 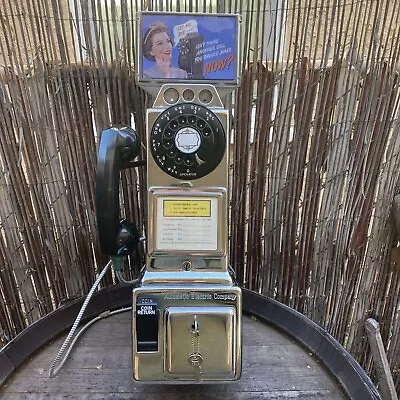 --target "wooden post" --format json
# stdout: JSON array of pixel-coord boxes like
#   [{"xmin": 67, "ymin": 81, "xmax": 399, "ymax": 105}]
[{"xmin": 365, "ymin": 318, "xmax": 398, "ymax": 400}]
